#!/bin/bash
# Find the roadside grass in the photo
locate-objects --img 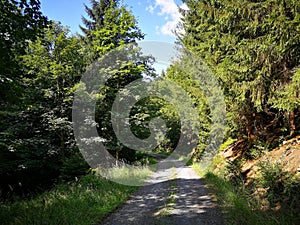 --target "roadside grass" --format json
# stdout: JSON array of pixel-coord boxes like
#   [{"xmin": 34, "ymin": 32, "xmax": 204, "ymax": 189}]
[
  {"xmin": 192, "ymin": 163, "xmax": 299, "ymax": 225},
  {"xmin": 0, "ymin": 173, "xmax": 139, "ymax": 225},
  {"xmin": 154, "ymin": 151, "xmax": 172, "ymax": 157},
  {"xmin": 134, "ymin": 151, "xmax": 159, "ymax": 165},
  {"xmin": 96, "ymin": 163, "xmax": 154, "ymax": 186}
]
